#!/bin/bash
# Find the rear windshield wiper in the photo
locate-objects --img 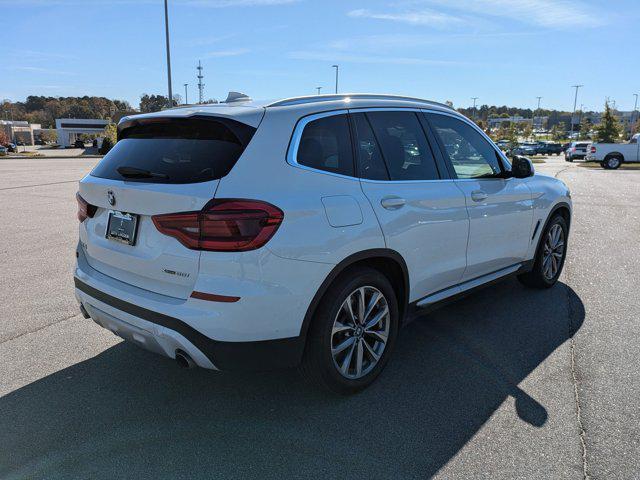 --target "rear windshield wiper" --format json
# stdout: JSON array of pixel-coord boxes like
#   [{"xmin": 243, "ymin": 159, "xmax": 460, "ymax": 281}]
[{"xmin": 117, "ymin": 166, "xmax": 169, "ymax": 179}]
